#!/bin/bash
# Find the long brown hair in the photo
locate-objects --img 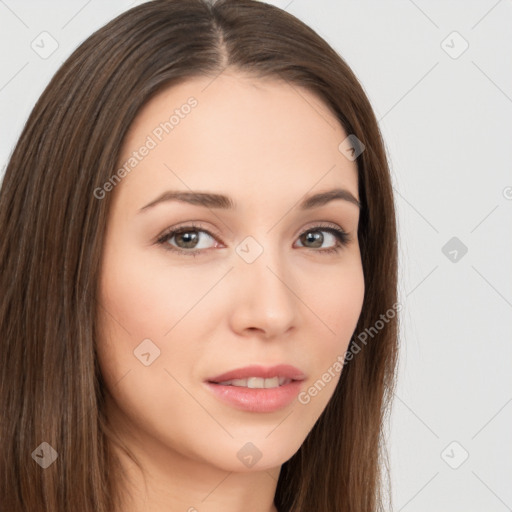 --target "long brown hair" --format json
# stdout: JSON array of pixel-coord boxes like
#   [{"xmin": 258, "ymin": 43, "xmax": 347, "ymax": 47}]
[{"xmin": 0, "ymin": 1, "xmax": 399, "ymax": 510}]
